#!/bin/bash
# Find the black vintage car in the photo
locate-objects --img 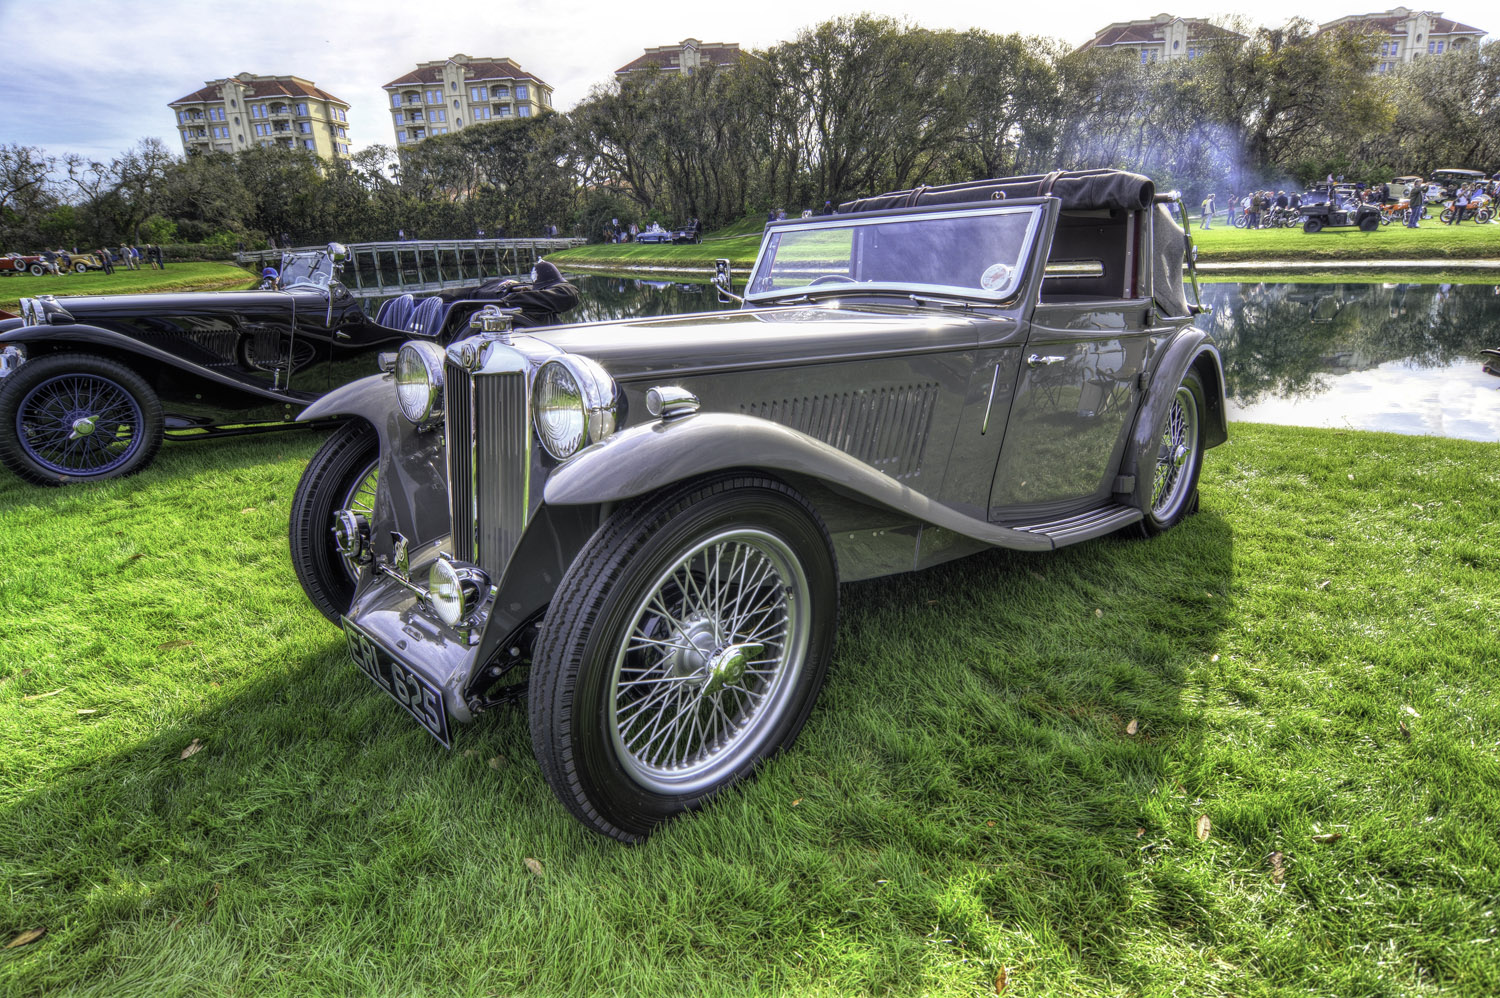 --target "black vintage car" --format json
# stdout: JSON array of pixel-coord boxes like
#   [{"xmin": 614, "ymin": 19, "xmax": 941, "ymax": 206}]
[
  {"xmin": 287, "ymin": 169, "xmax": 1229, "ymax": 841},
  {"xmin": 1298, "ymin": 186, "xmax": 1383, "ymax": 233},
  {"xmin": 0, "ymin": 247, "xmax": 577, "ymax": 485}
]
